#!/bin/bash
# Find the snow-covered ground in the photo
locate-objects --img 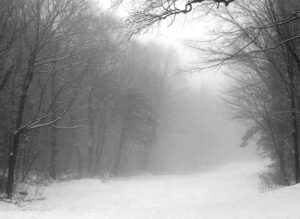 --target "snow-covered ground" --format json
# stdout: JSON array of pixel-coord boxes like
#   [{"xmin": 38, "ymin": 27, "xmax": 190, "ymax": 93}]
[{"xmin": 0, "ymin": 161, "xmax": 300, "ymax": 219}]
